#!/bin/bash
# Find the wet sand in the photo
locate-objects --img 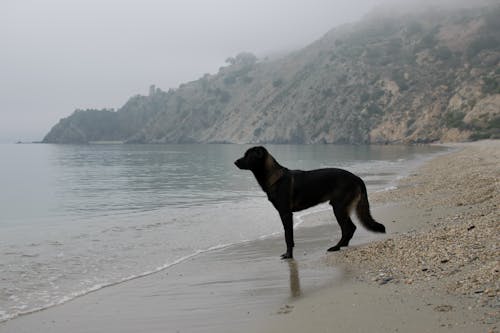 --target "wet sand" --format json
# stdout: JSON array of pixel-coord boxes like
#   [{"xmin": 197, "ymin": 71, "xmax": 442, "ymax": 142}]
[
  {"xmin": 0, "ymin": 213, "xmax": 380, "ymax": 333},
  {"xmin": 1, "ymin": 140, "xmax": 498, "ymax": 333}
]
